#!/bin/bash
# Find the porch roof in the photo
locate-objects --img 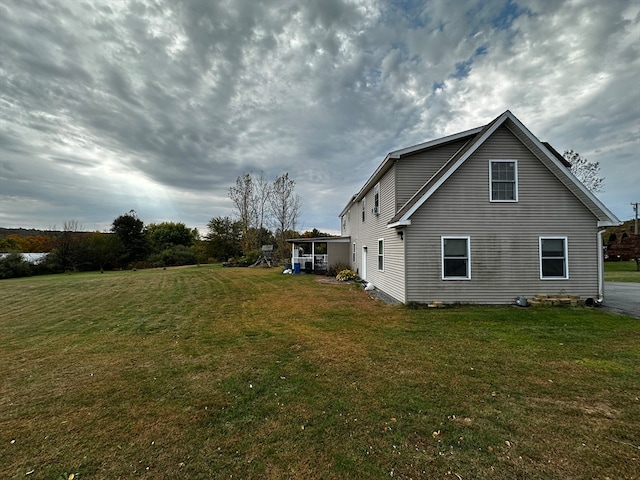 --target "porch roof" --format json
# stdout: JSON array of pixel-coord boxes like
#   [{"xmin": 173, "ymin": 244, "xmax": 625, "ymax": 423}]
[{"xmin": 286, "ymin": 236, "xmax": 351, "ymax": 244}]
